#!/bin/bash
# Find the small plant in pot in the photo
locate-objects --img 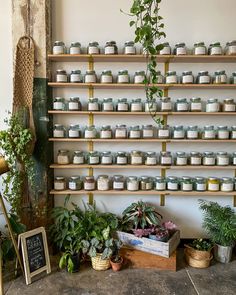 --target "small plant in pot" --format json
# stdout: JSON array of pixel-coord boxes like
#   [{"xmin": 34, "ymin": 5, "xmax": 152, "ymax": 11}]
[
  {"xmin": 149, "ymin": 227, "xmax": 169, "ymax": 242},
  {"xmin": 110, "ymin": 240, "xmax": 123, "ymax": 272},
  {"xmin": 59, "ymin": 239, "xmax": 81, "ymax": 273}
]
